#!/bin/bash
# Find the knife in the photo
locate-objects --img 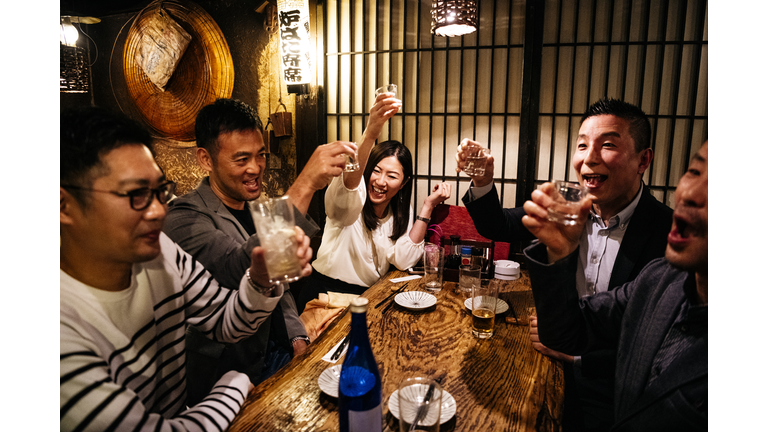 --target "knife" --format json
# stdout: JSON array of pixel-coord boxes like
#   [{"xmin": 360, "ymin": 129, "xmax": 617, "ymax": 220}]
[
  {"xmin": 409, "ymin": 379, "xmax": 440, "ymax": 431},
  {"xmin": 374, "ymin": 283, "xmax": 408, "ymax": 309},
  {"xmin": 330, "ymin": 334, "xmax": 350, "ymax": 361}
]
